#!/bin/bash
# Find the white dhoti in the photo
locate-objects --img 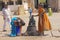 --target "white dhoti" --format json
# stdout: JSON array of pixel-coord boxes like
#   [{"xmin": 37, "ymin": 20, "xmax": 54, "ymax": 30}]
[{"xmin": 3, "ymin": 16, "xmax": 11, "ymax": 30}]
